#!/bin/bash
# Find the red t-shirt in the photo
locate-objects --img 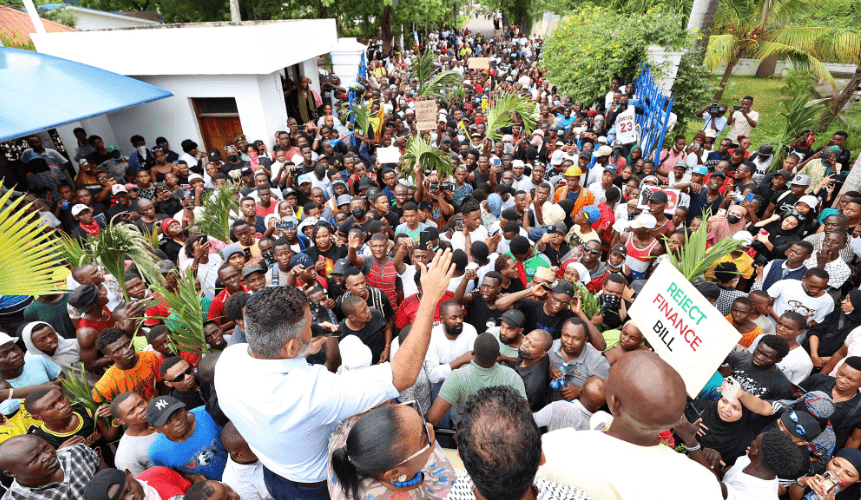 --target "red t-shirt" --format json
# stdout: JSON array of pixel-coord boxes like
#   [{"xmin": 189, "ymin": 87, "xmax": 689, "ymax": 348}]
[
  {"xmin": 136, "ymin": 466, "xmax": 191, "ymax": 499},
  {"xmin": 207, "ymin": 285, "xmax": 250, "ymax": 325},
  {"xmin": 395, "ymin": 291, "xmax": 454, "ymax": 329}
]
